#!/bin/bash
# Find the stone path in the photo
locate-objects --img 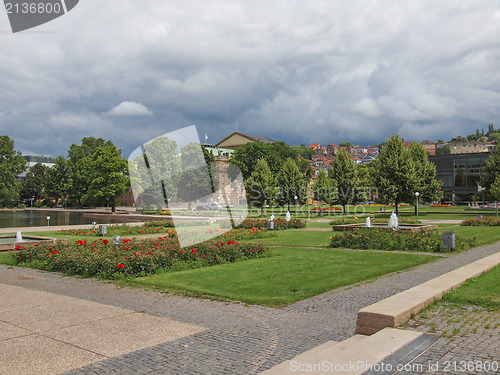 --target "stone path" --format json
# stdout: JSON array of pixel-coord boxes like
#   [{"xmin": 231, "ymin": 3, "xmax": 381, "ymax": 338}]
[
  {"xmin": 403, "ymin": 304, "xmax": 500, "ymax": 374},
  {"xmin": 0, "ymin": 242, "xmax": 499, "ymax": 374}
]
